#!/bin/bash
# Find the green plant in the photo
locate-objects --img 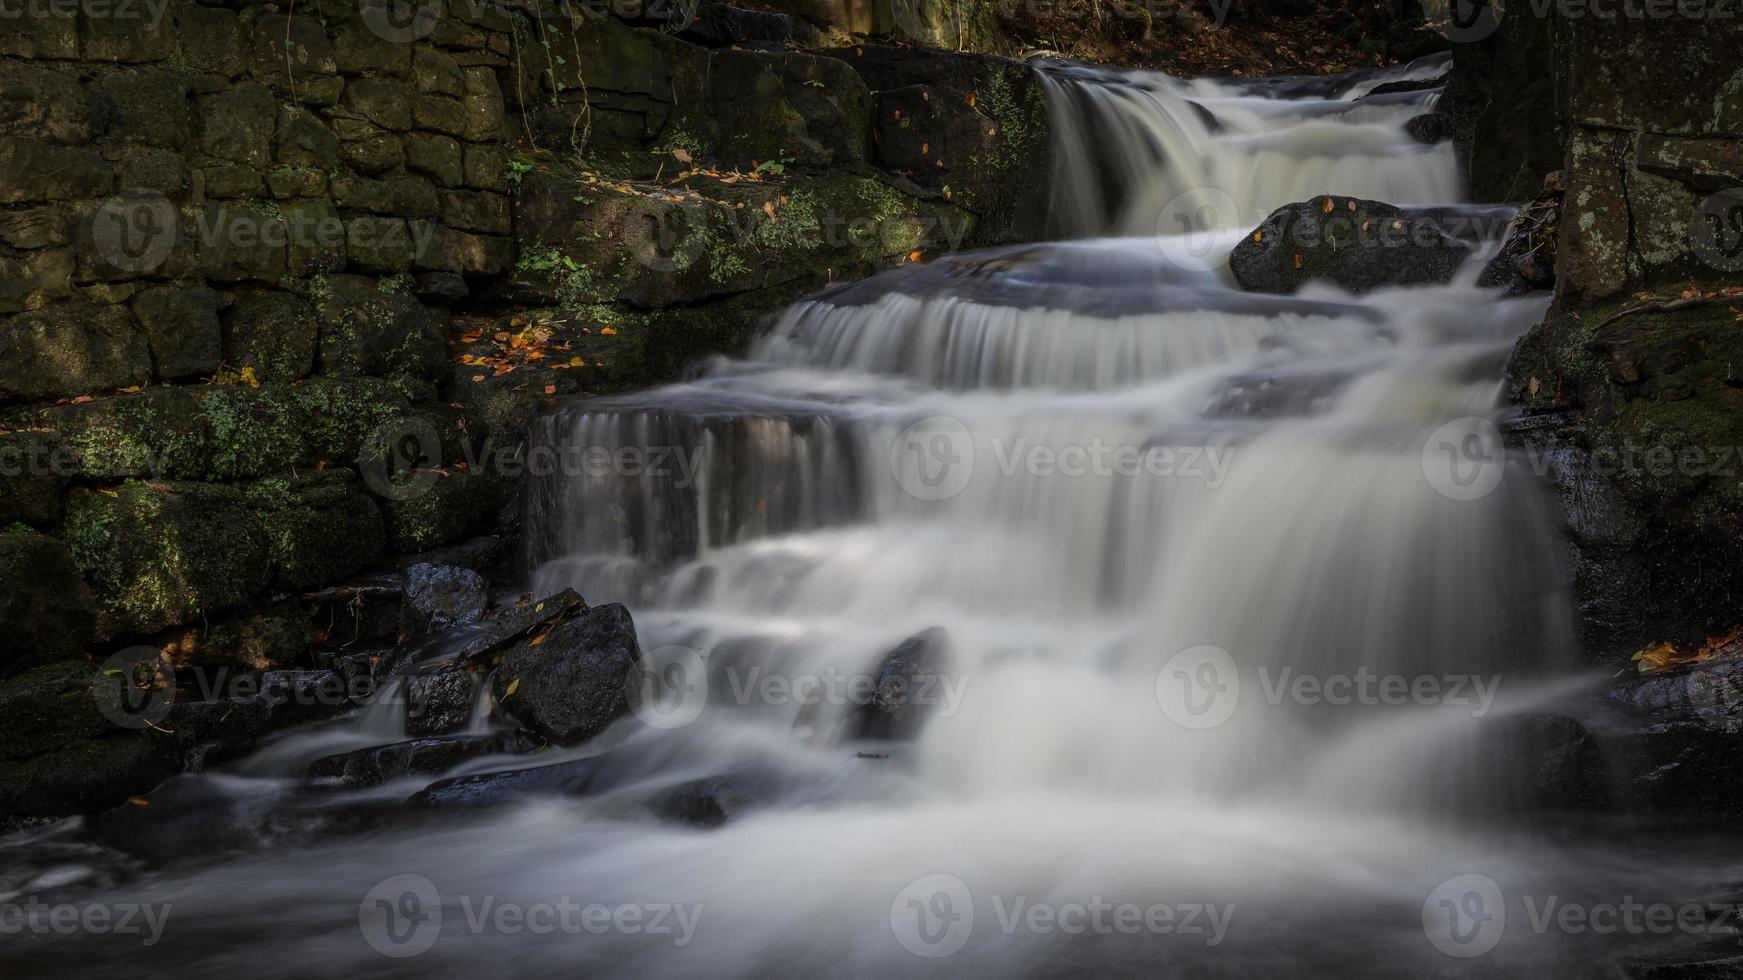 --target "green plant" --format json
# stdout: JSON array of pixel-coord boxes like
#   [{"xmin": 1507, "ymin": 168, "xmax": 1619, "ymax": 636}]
[
  {"xmin": 754, "ymin": 153, "xmax": 796, "ymax": 176},
  {"xmin": 504, "ymin": 157, "xmax": 537, "ymax": 186}
]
